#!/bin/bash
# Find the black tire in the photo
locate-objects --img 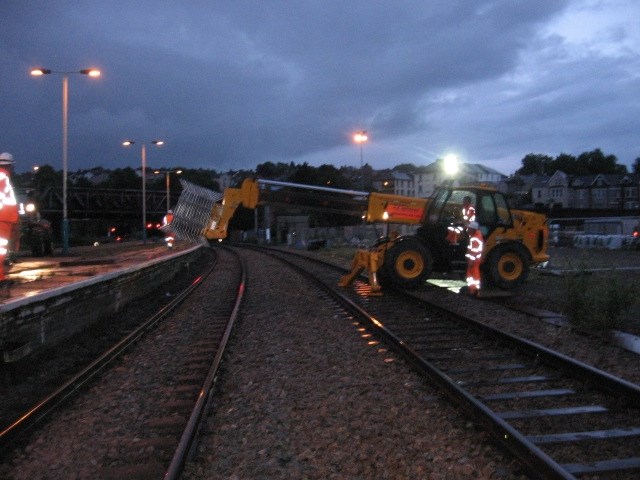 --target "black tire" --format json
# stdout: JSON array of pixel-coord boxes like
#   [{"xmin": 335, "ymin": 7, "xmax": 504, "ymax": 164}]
[
  {"xmin": 484, "ymin": 244, "xmax": 529, "ymax": 290},
  {"xmin": 383, "ymin": 238, "xmax": 433, "ymax": 290}
]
